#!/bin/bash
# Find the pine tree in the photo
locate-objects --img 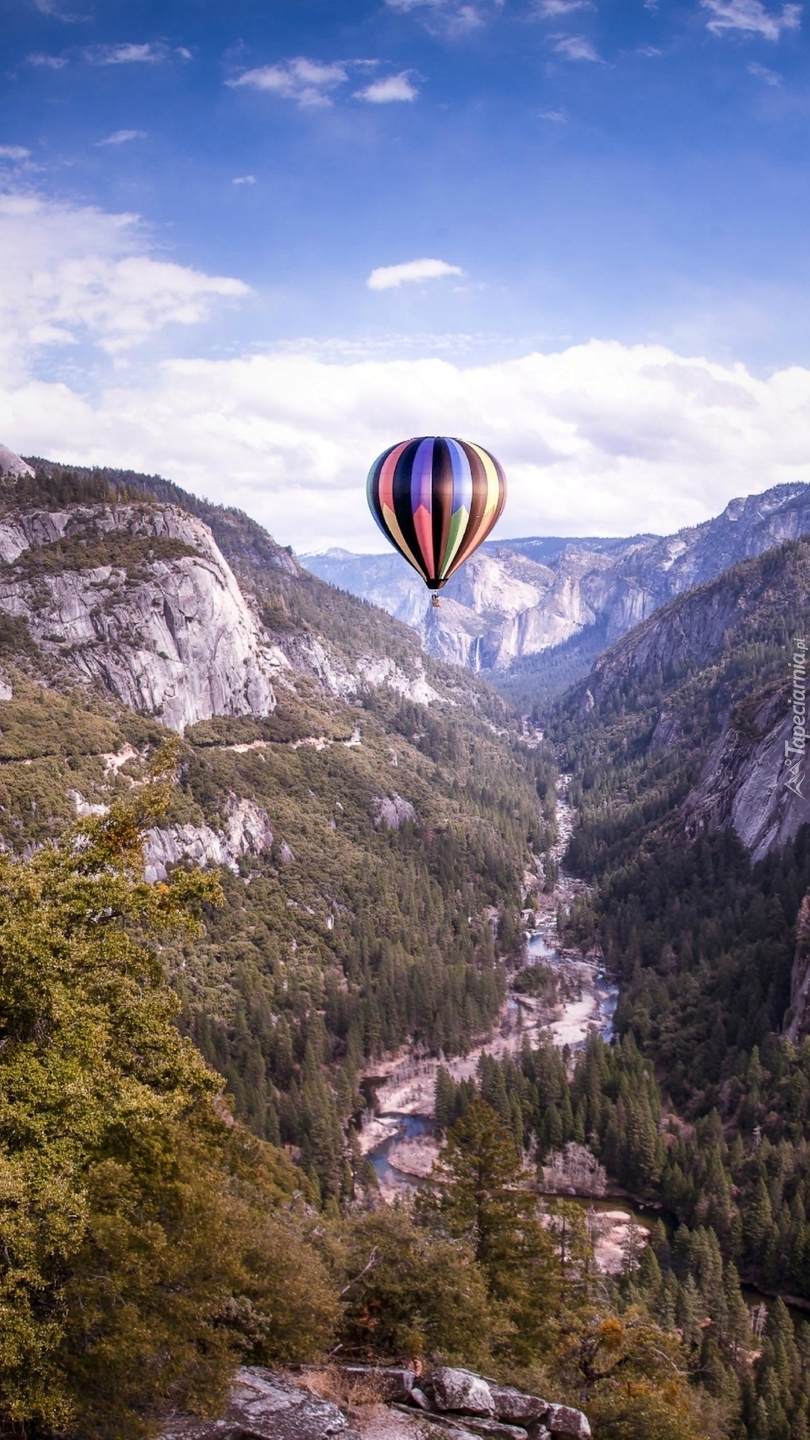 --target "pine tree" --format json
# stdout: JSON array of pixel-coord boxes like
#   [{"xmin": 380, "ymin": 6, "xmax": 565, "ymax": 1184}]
[
  {"xmin": 746, "ymin": 1176, "xmax": 775, "ymax": 1261},
  {"xmin": 434, "ymin": 1065, "xmax": 456, "ymax": 1132},
  {"xmin": 422, "ymin": 1096, "xmax": 561, "ymax": 1331}
]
